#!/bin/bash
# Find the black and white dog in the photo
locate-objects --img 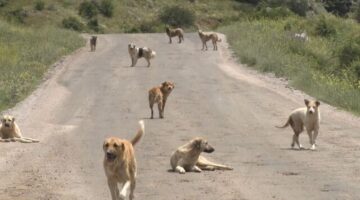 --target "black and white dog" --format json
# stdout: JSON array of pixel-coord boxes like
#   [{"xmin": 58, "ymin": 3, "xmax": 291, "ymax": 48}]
[{"xmin": 128, "ymin": 43, "xmax": 156, "ymax": 67}]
